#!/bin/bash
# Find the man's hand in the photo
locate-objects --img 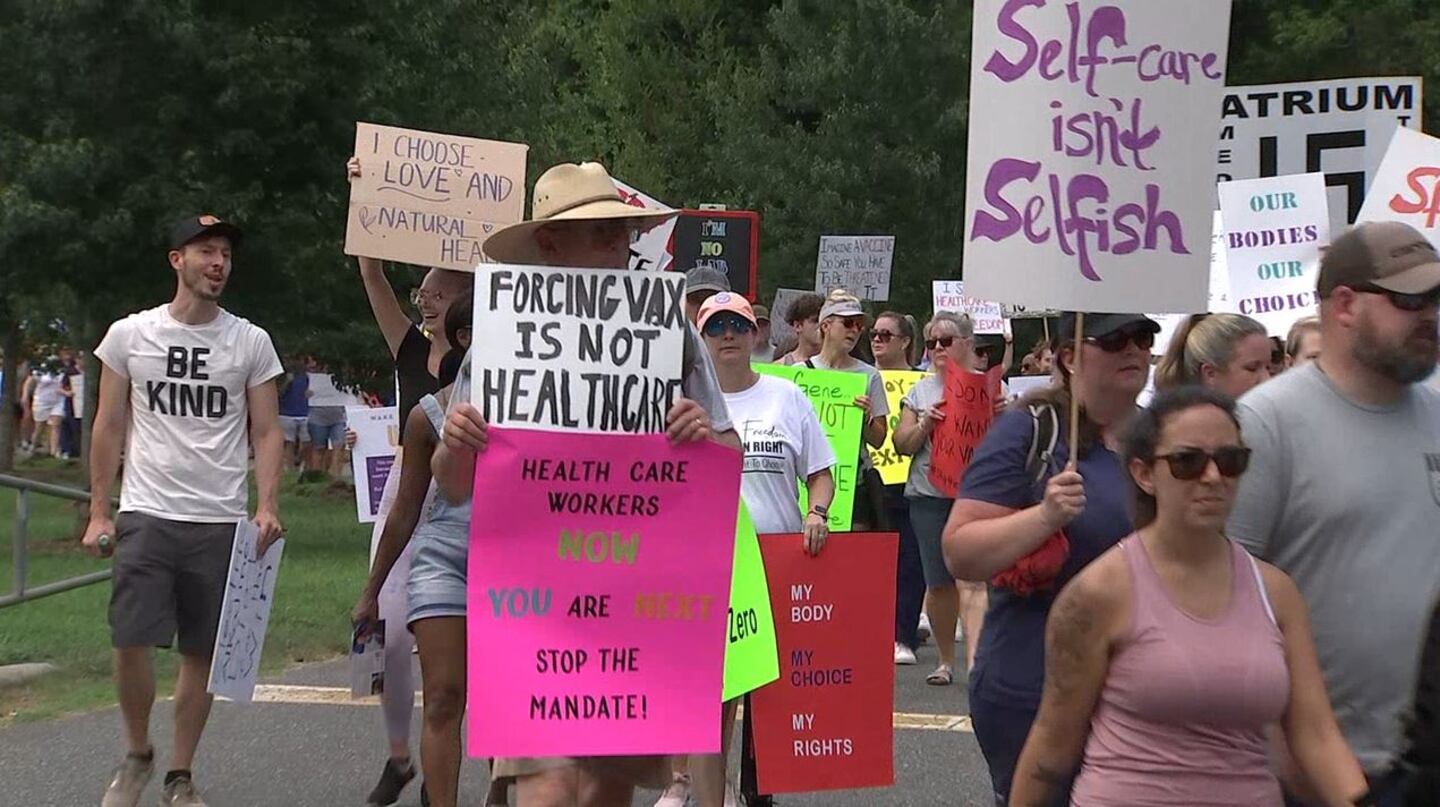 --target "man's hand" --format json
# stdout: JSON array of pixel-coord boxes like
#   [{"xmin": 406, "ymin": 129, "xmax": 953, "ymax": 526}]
[
  {"xmin": 802, "ymin": 512, "xmax": 829, "ymax": 556},
  {"xmin": 82, "ymin": 515, "xmax": 116, "ymax": 557},
  {"xmin": 665, "ymin": 397, "xmax": 712, "ymax": 445},
  {"xmin": 254, "ymin": 509, "xmax": 284, "ymax": 558},
  {"xmin": 346, "ymin": 156, "xmax": 361, "ymax": 180},
  {"xmin": 442, "ymin": 403, "xmax": 489, "ymax": 453}
]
